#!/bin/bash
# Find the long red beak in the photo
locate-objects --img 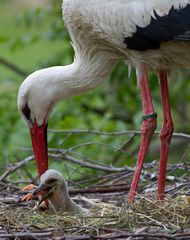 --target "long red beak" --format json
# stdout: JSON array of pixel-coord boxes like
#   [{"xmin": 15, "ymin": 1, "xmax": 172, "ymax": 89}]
[{"xmin": 29, "ymin": 122, "xmax": 48, "ymax": 177}]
